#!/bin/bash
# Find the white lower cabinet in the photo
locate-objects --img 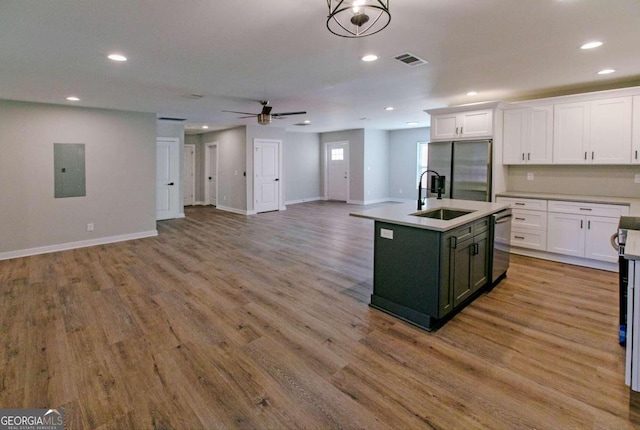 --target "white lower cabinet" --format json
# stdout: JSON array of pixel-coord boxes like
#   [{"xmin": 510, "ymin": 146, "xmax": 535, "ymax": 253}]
[
  {"xmin": 497, "ymin": 195, "xmax": 630, "ymax": 268},
  {"xmin": 547, "ymin": 200, "xmax": 629, "ymax": 263}
]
